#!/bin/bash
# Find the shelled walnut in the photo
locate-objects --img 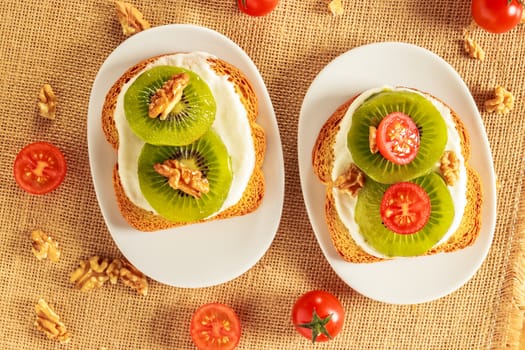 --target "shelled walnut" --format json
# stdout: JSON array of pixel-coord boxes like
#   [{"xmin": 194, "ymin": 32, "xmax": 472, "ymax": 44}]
[
  {"xmin": 115, "ymin": 1, "xmax": 151, "ymax": 36},
  {"xmin": 334, "ymin": 164, "xmax": 365, "ymax": 197},
  {"xmin": 37, "ymin": 84, "xmax": 57, "ymax": 120},
  {"xmin": 70, "ymin": 256, "xmax": 110, "ymax": 291},
  {"xmin": 118, "ymin": 260, "xmax": 148, "ymax": 296},
  {"xmin": 328, "ymin": 0, "xmax": 344, "ymax": 15},
  {"xmin": 31, "ymin": 229, "xmax": 60, "ymax": 262},
  {"xmin": 485, "ymin": 85, "xmax": 514, "ymax": 114},
  {"xmin": 149, "ymin": 73, "xmax": 190, "ymax": 120},
  {"xmin": 463, "ymin": 29, "xmax": 485, "ymax": 61},
  {"xmin": 440, "ymin": 151, "xmax": 460, "ymax": 186},
  {"xmin": 71, "ymin": 256, "xmax": 148, "ymax": 295},
  {"xmin": 154, "ymin": 159, "xmax": 209, "ymax": 198},
  {"xmin": 34, "ymin": 299, "xmax": 71, "ymax": 344}
]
